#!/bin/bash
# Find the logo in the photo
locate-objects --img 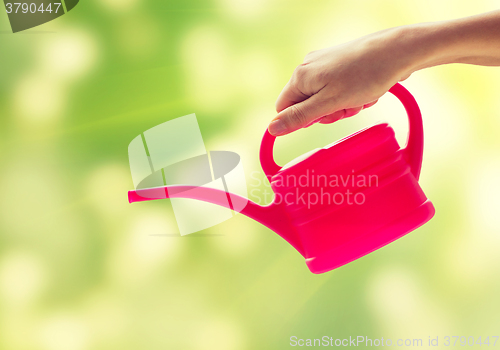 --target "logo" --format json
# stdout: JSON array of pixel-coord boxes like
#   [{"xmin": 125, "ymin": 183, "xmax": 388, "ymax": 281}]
[{"xmin": 128, "ymin": 114, "xmax": 248, "ymax": 236}]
